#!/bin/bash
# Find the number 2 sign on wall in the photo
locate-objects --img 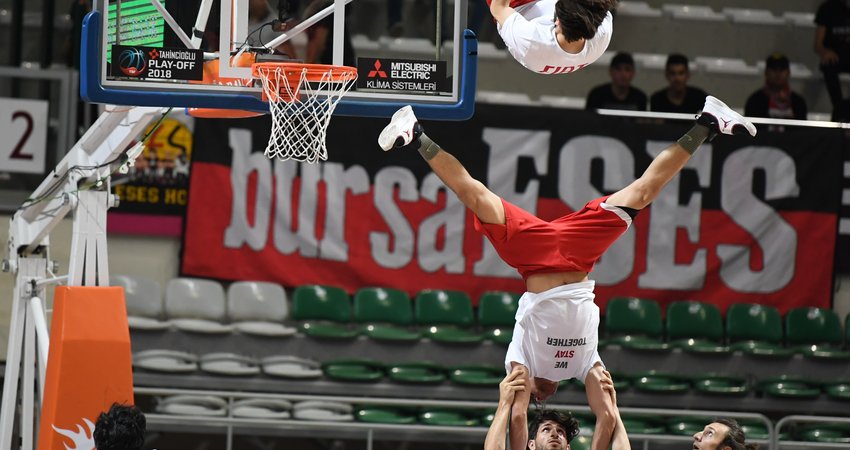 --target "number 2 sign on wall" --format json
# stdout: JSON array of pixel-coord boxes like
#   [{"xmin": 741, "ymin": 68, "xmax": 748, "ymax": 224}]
[{"xmin": 0, "ymin": 98, "xmax": 48, "ymax": 175}]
